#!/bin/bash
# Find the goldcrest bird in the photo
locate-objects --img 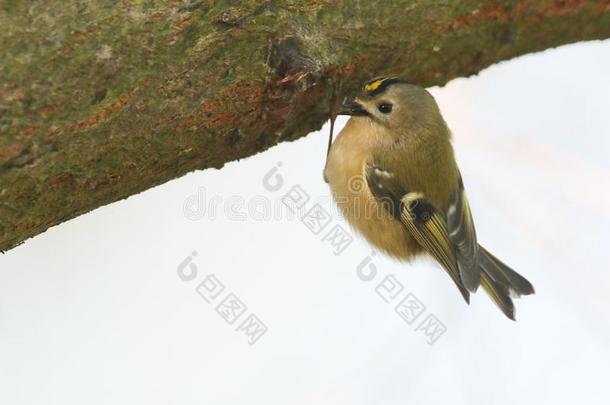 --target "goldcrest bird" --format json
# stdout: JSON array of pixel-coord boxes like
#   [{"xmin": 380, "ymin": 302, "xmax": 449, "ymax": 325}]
[{"xmin": 324, "ymin": 77, "xmax": 534, "ymax": 320}]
